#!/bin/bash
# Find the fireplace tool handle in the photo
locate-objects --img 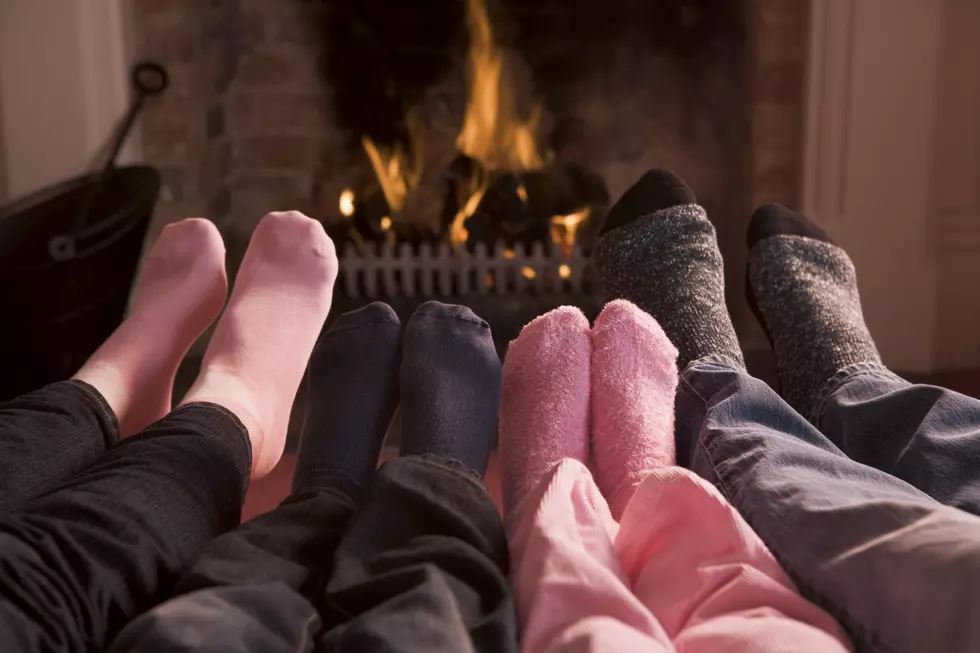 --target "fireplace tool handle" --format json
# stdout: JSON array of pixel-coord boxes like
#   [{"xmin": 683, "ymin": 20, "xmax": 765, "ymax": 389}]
[{"xmin": 49, "ymin": 61, "xmax": 169, "ymax": 262}]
